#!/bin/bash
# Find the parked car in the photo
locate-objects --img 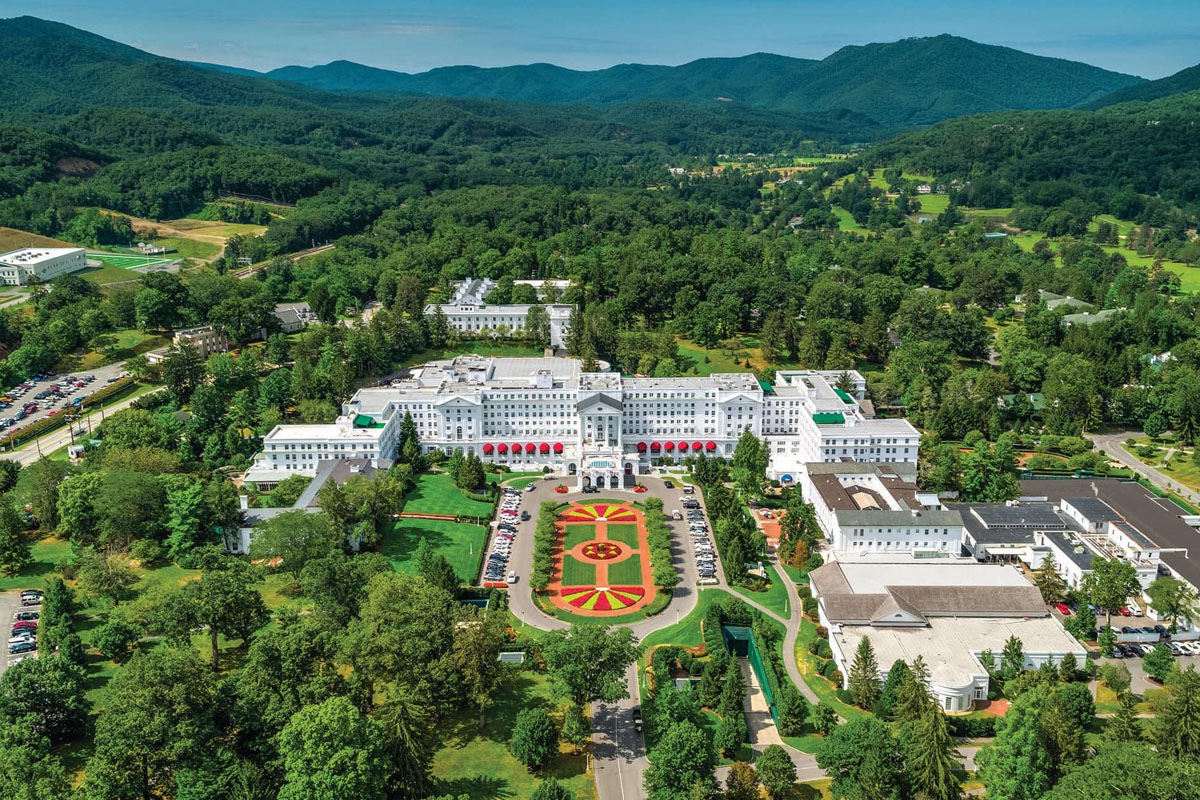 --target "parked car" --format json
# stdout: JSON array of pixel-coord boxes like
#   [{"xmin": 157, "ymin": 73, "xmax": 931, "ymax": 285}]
[
  {"xmin": 506, "ymin": 571, "xmax": 517, "ymax": 583},
  {"xmin": 13, "ymin": 611, "xmax": 38, "ymax": 622},
  {"xmin": 525, "ymin": 483, "xmax": 535, "ymax": 492},
  {"xmin": 631, "ymin": 706, "xmax": 643, "ymax": 733},
  {"xmin": 520, "ymin": 511, "xmax": 531, "ymax": 521},
  {"xmin": 8, "ymin": 641, "xmax": 35, "ymax": 655},
  {"xmin": 1055, "ymin": 603, "xmax": 1071, "ymax": 615}
]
